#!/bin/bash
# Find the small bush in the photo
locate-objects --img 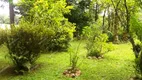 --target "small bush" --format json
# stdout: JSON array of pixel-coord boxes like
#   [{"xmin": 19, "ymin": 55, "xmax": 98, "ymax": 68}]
[
  {"xmin": 83, "ymin": 22, "xmax": 110, "ymax": 58},
  {"xmin": 86, "ymin": 33, "xmax": 108, "ymax": 57},
  {"xmin": 6, "ymin": 20, "xmax": 47, "ymax": 74},
  {"xmin": 106, "ymin": 31, "xmax": 113, "ymax": 42},
  {"xmin": 135, "ymin": 51, "xmax": 142, "ymax": 76},
  {"xmin": 0, "ymin": 28, "xmax": 9, "ymax": 45},
  {"xmin": 135, "ymin": 39, "xmax": 142, "ymax": 46},
  {"xmin": 105, "ymin": 42, "xmax": 116, "ymax": 52},
  {"xmin": 45, "ymin": 26, "xmax": 75, "ymax": 51}
]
